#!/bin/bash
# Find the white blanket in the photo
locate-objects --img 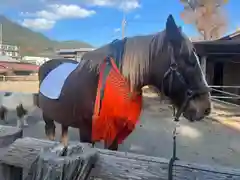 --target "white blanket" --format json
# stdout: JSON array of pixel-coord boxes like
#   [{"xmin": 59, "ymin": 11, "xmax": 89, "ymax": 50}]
[{"xmin": 40, "ymin": 63, "xmax": 79, "ymax": 99}]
